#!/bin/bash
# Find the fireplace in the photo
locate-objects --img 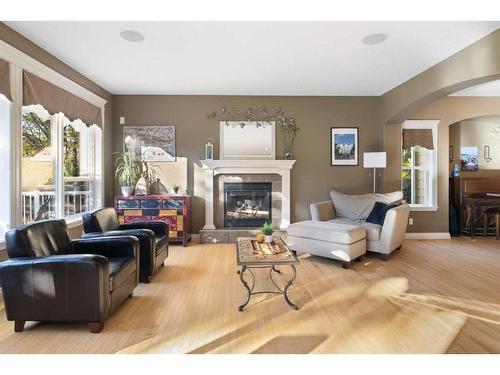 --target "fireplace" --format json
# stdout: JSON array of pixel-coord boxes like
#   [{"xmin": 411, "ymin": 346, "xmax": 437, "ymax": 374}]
[{"xmin": 224, "ymin": 182, "xmax": 272, "ymax": 227}]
